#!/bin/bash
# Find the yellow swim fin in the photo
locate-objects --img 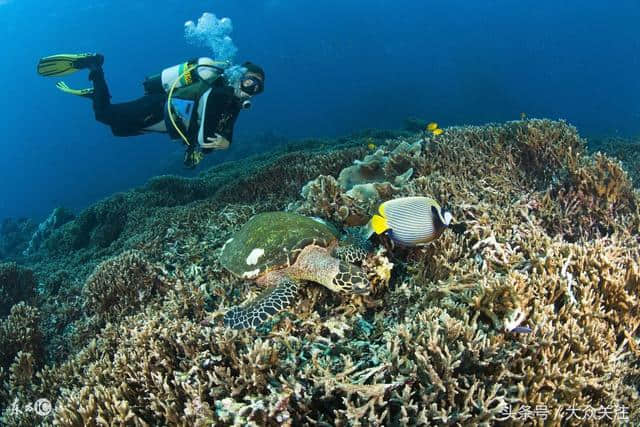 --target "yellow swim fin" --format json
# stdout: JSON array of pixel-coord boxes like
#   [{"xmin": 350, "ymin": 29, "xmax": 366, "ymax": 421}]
[
  {"xmin": 37, "ymin": 53, "xmax": 103, "ymax": 77},
  {"xmin": 55, "ymin": 81, "xmax": 94, "ymax": 98}
]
